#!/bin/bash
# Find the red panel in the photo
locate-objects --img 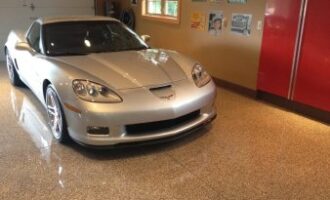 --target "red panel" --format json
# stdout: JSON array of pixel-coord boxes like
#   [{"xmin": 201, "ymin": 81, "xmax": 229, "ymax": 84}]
[
  {"xmin": 293, "ymin": 0, "xmax": 330, "ymax": 111},
  {"xmin": 257, "ymin": 0, "xmax": 302, "ymax": 97}
]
